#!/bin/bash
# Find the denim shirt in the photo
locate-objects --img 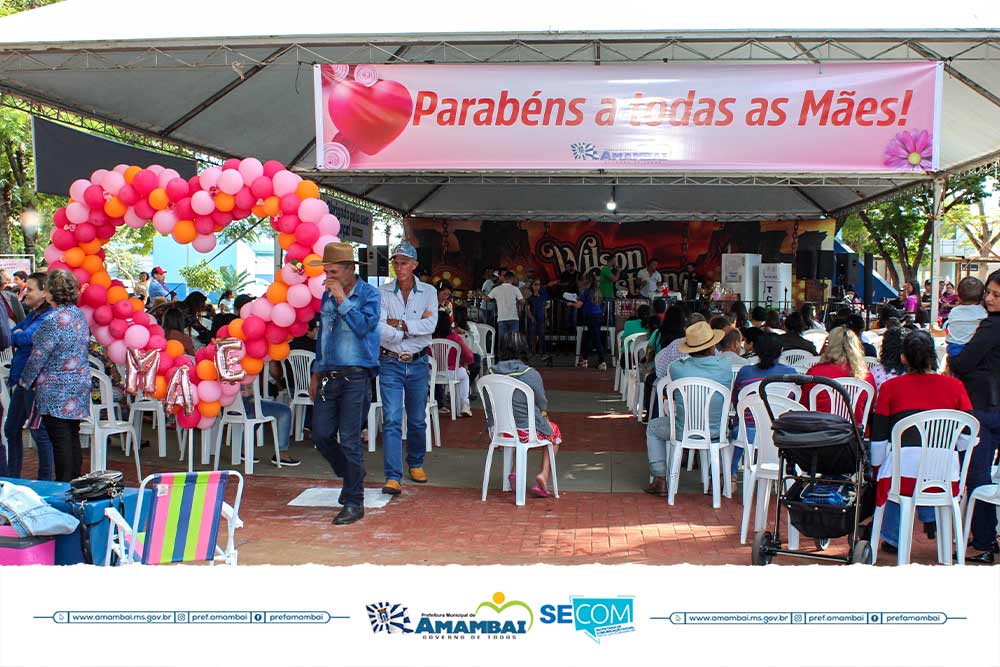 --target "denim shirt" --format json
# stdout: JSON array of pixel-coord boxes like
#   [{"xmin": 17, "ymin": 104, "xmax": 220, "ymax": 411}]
[
  {"xmin": 20, "ymin": 305, "xmax": 91, "ymax": 420},
  {"xmin": 0, "ymin": 480, "xmax": 79, "ymax": 537},
  {"xmin": 315, "ymin": 279, "xmax": 381, "ymax": 371},
  {"xmin": 9, "ymin": 307, "xmax": 53, "ymax": 385}
]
